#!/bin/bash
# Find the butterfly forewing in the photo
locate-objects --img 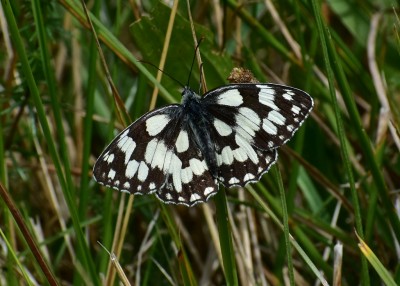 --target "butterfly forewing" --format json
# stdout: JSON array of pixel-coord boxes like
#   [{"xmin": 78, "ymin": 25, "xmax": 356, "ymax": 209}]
[
  {"xmin": 93, "ymin": 82, "xmax": 313, "ymax": 206},
  {"xmin": 93, "ymin": 105, "xmax": 220, "ymax": 207},
  {"xmin": 201, "ymin": 83, "xmax": 312, "ymax": 187},
  {"xmin": 204, "ymin": 83, "xmax": 313, "ymax": 150}
]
